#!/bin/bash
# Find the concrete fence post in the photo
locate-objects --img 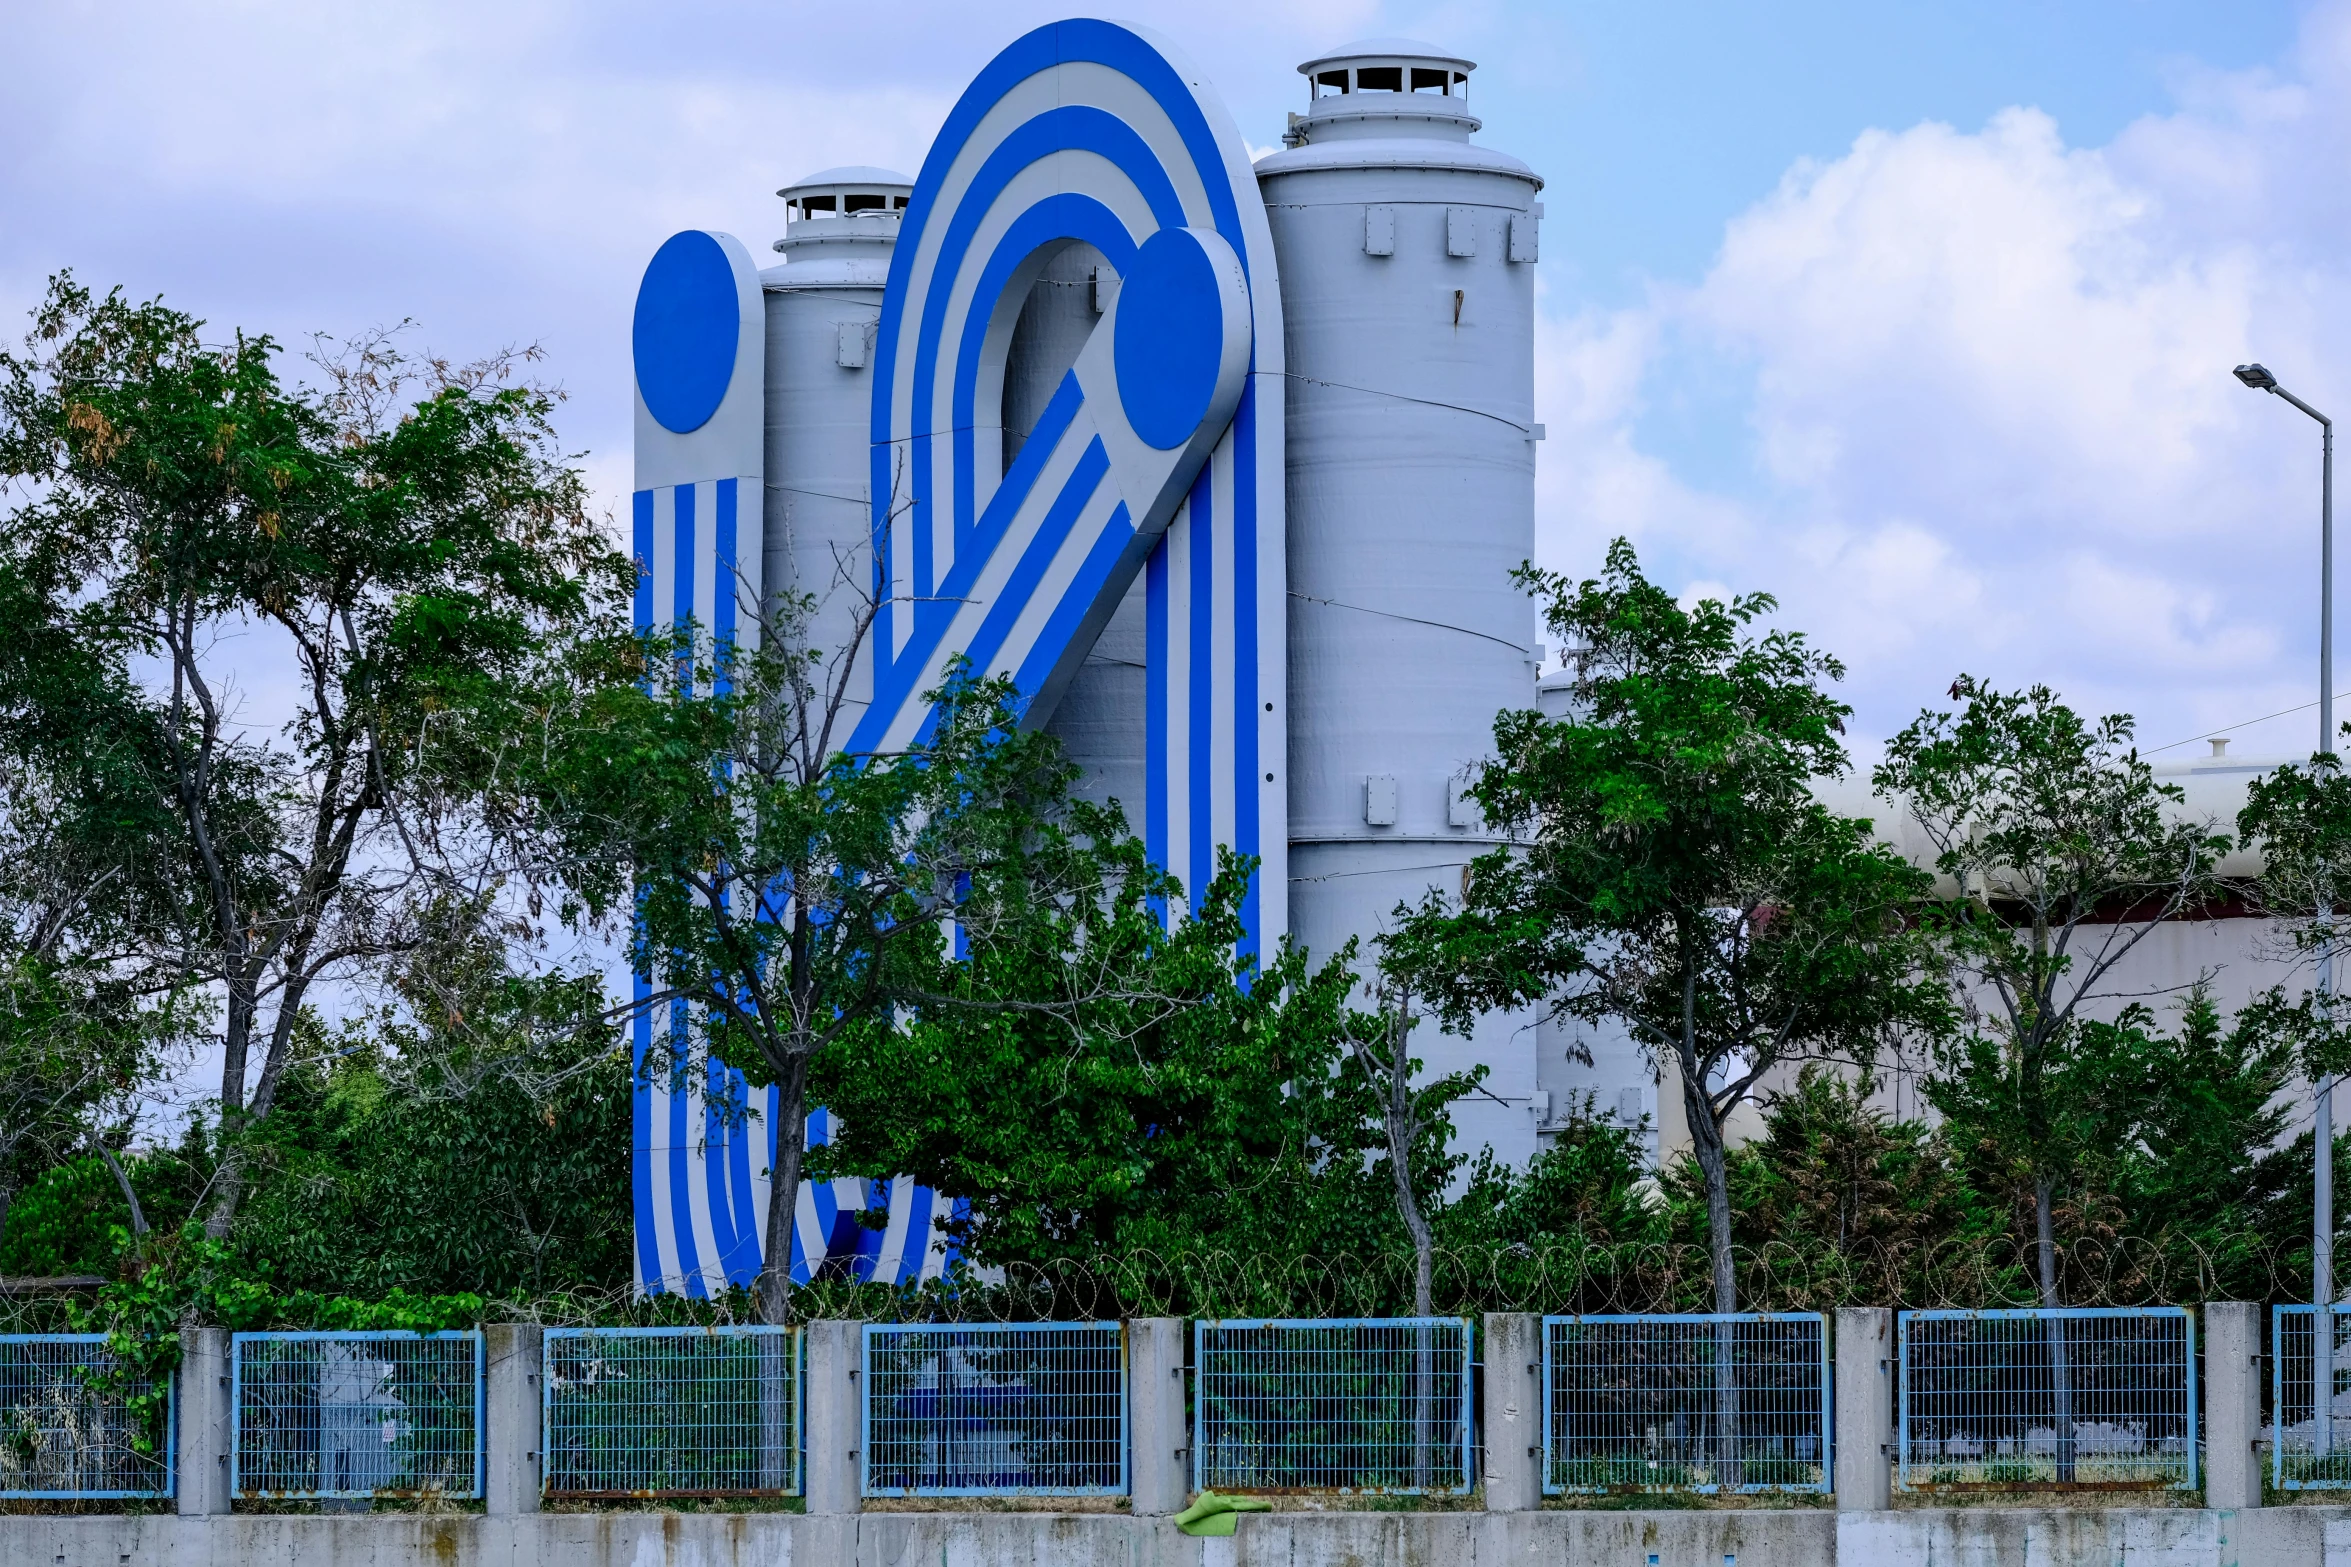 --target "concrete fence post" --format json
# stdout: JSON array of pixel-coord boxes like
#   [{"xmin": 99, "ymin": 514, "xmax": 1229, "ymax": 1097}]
[
  {"xmin": 1833, "ymin": 1307, "xmax": 1893, "ymax": 1510},
  {"xmin": 175, "ymin": 1325, "xmax": 233, "ymax": 1515},
  {"xmin": 1127, "ymin": 1318, "xmax": 1189, "ymax": 1513},
  {"xmin": 2205, "ymin": 1301, "xmax": 2263, "ymax": 1510},
  {"xmin": 805, "ymin": 1319, "xmax": 863, "ymax": 1514},
  {"xmin": 483, "ymin": 1323, "xmax": 543, "ymax": 1515},
  {"xmin": 1482, "ymin": 1313, "xmax": 1544, "ymax": 1510}
]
